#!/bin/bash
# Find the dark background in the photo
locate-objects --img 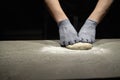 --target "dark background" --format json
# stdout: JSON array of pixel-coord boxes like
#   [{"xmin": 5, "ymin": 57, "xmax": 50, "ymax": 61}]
[{"xmin": 0, "ymin": 0, "xmax": 120, "ymax": 40}]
